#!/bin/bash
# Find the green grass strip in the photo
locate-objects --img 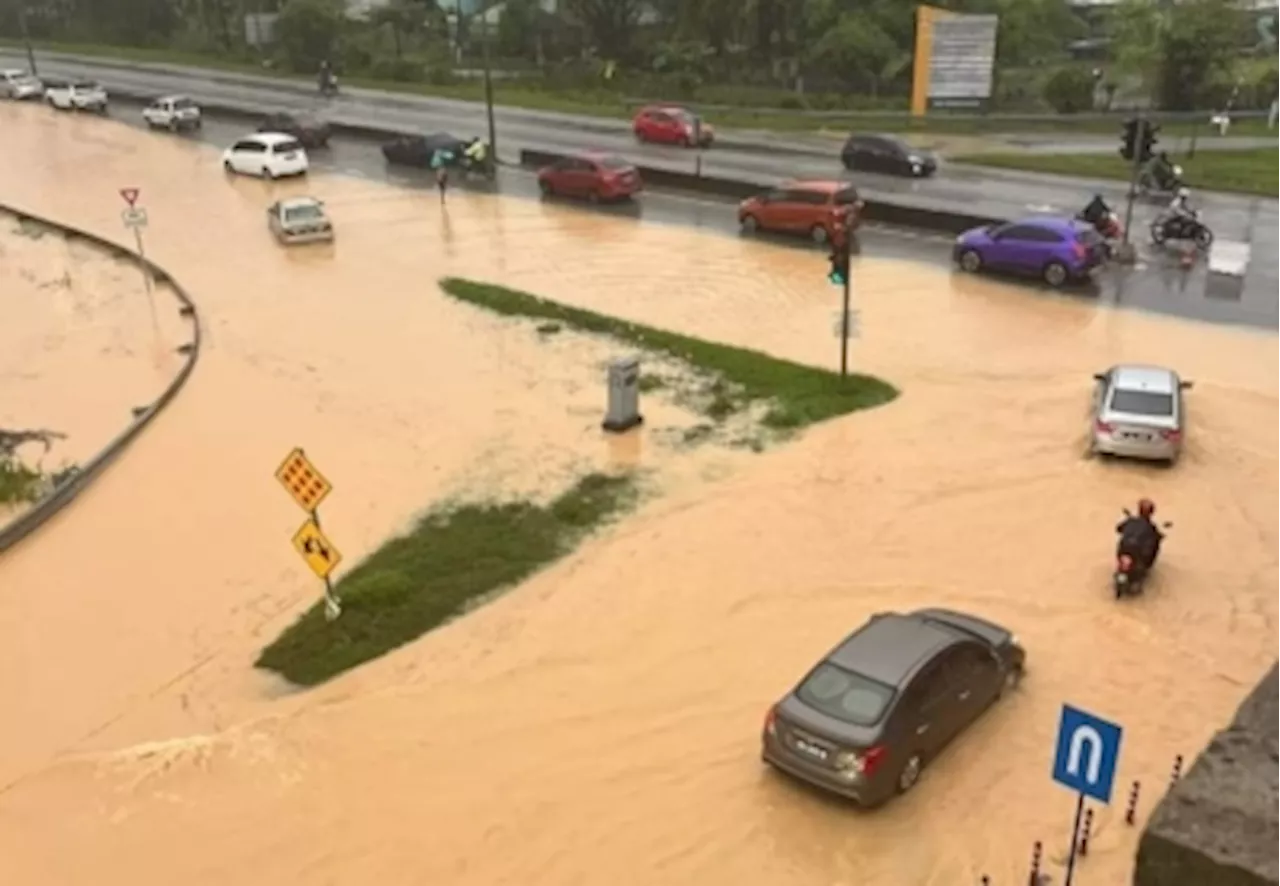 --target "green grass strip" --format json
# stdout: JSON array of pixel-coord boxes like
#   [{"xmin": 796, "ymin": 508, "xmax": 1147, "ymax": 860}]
[
  {"xmin": 438, "ymin": 277, "xmax": 898, "ymax": 429},
  {"xmin": 256, "ymin": 472, "xmax": 637, "ymax": 686},
  {"xmin": 951, "ymin": 147, "xmax": 1278, "ymax": 198}
]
